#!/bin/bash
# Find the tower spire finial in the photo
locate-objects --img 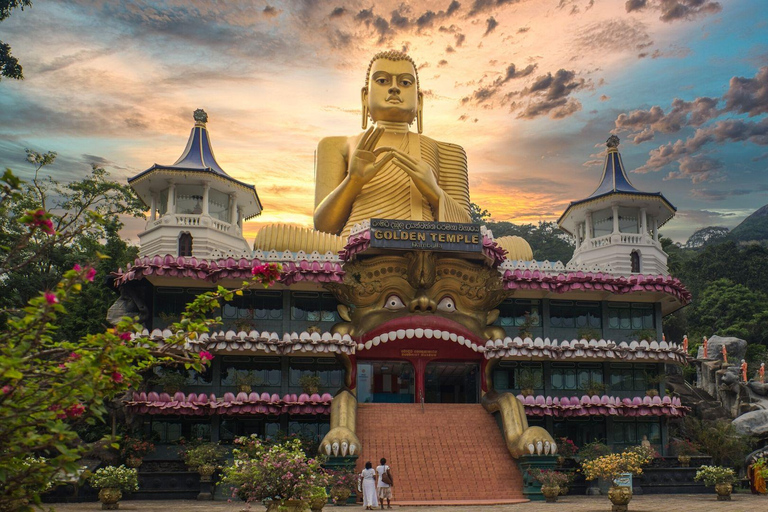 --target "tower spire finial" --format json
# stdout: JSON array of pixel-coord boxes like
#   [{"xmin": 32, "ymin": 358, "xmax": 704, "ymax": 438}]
[
  {"xmin": 606, "ymin": 134, "xmax": 620, "ymax": 149},
  {"xmin": 193, "ymin": 109, "xmax": 208, "ymax": 126}
]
